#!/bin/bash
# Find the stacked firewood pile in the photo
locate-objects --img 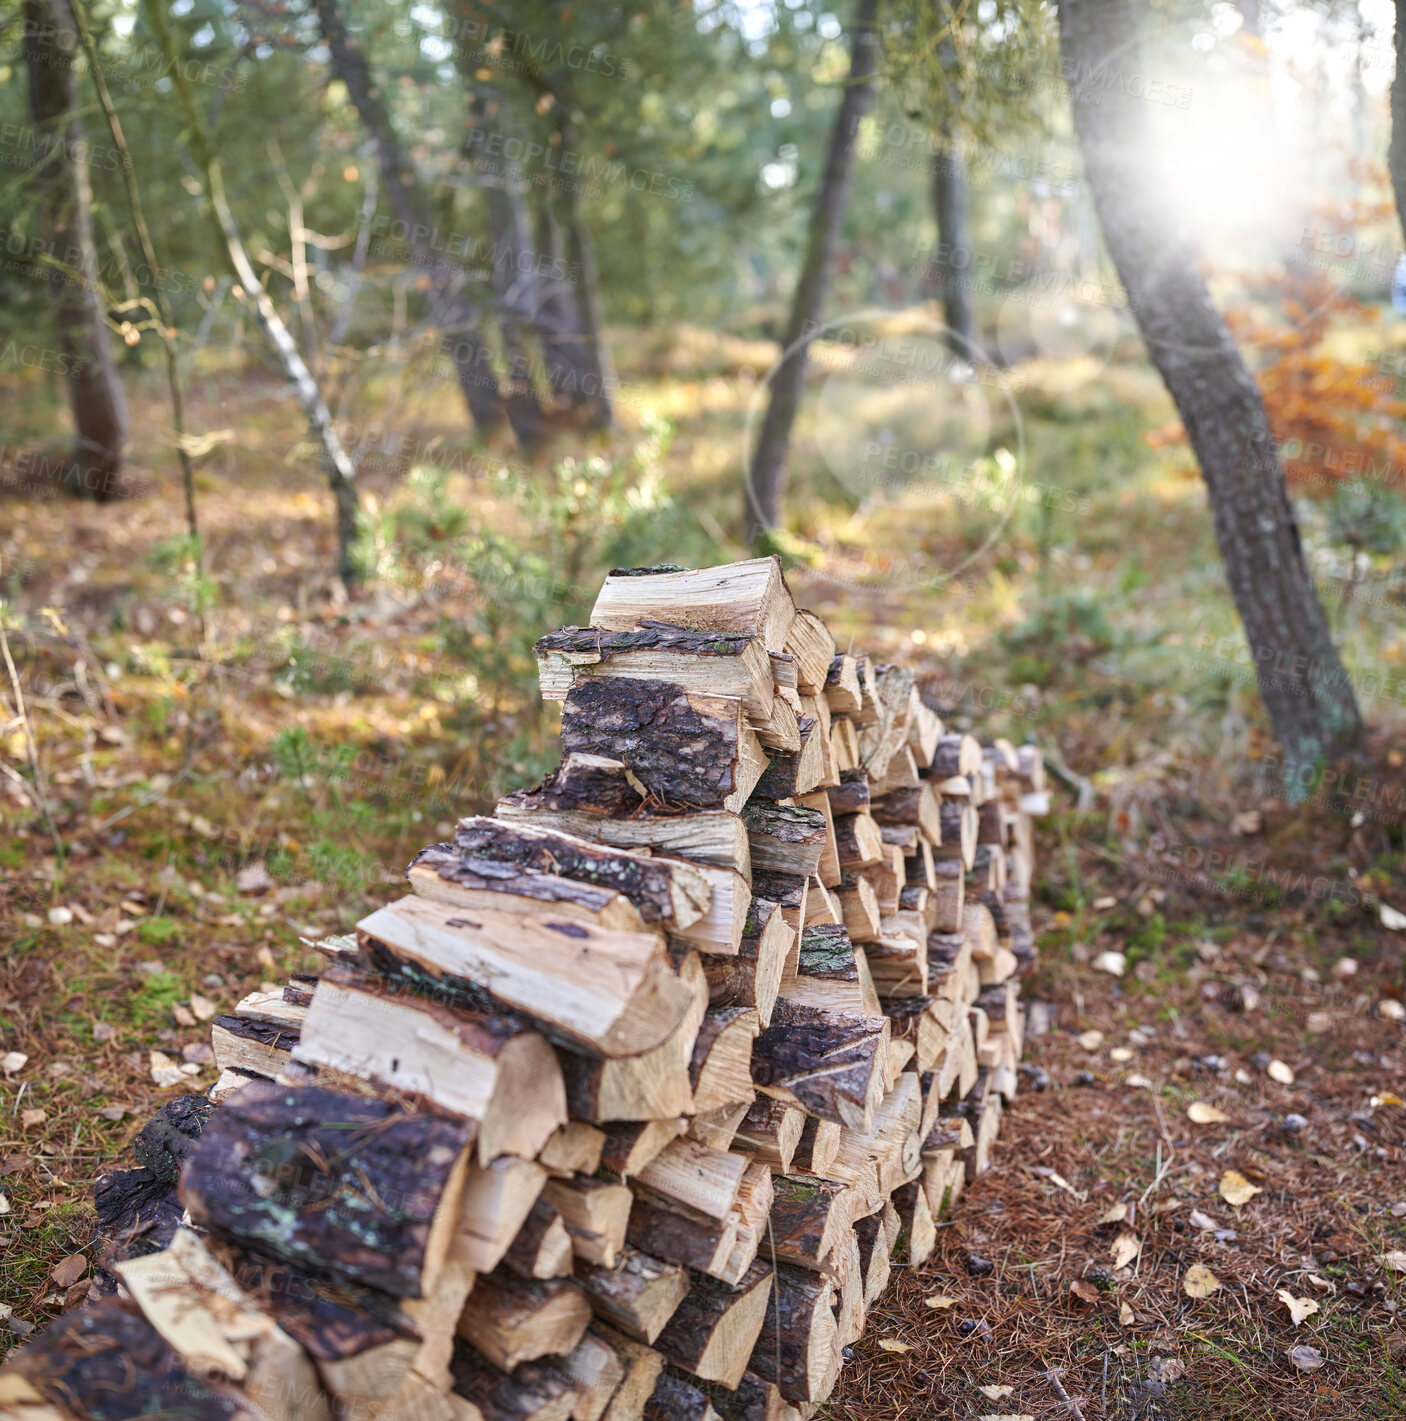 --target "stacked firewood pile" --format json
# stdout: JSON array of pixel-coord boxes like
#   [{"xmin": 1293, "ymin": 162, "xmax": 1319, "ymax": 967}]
[{"xmin": 3, "ymin": 559, "xmax": 1048, "ymax": 1421}]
